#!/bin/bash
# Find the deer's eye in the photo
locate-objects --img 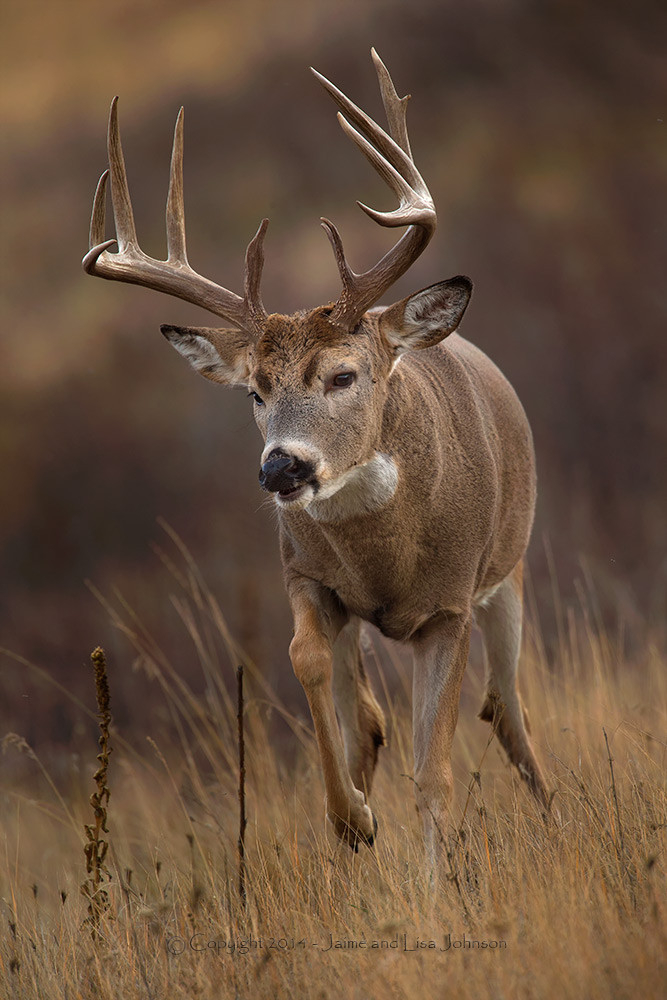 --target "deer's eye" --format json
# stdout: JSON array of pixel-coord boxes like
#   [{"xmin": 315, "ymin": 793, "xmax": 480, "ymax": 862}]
[
  {"xmin": 331, "ymin": 372, "xmax": 355, "ymax": 389},
  {"xmin": 249, "ymin": 390, "xmax": 264, "ymax": 406}
]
